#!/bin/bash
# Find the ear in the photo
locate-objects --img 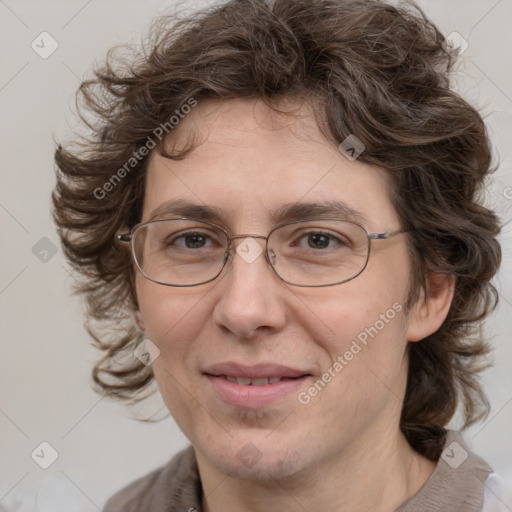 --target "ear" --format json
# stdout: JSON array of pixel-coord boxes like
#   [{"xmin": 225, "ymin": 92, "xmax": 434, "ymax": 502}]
[
  {"xmin": 406, "ymin": 272, "xmax": 455, "ymax": 342},
  {"xmin": 134, "ymin": 309, "xmax": 145, "ymax": 331}
]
